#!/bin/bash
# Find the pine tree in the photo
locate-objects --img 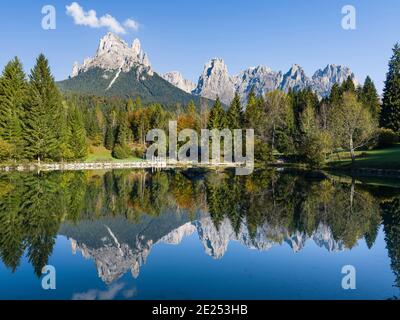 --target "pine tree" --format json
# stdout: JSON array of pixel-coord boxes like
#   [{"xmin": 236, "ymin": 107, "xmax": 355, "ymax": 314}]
[
  {"xmin": 359, "ymin": 76, "xmax": 381, "ymax": 122},
  {"xmin": 115, "ymin": 112, "xmax": 130, "ymax": 147},
  {"xmin": 341, "ymin": 76, "xmax": 356, "ymax": 93},
  {"xmin": 67, "ymin": 104, "xmax": 87, "ymax": 160},
  {"xmin": 24, "ymin": 54, "xmax": 64, "ymax": 162},
  {"xmin": 207, "ymin": 97, "xmax": 226, "ymax": 130},
  {"xmin": 329, "ymin": 83, "xmax": 342, "ymax": 107},
  {"xmin": 0, "ymin": 58, "xmax": 28, "ymax": 160},
  {"xmin": 227, "ymin": 92, "xmax": 243, "ymax": 129},
  {"xmin": 104, "ymin": 124, "xmax": 115, "ymax": 150},
  {"xmin": 381, "ymin": 43, "xmax": 400, "ymax": 132},
  {"xmin": 244, "ymin": 88, "xmax": 260, "ymax": 130}
]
